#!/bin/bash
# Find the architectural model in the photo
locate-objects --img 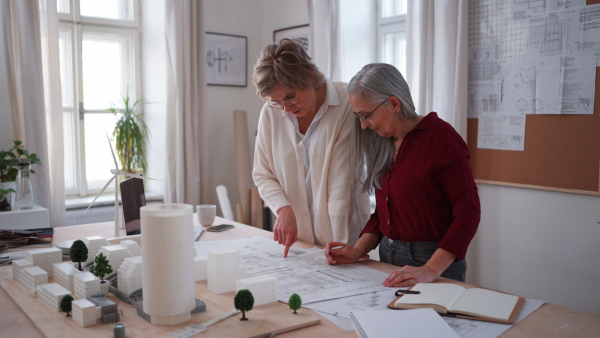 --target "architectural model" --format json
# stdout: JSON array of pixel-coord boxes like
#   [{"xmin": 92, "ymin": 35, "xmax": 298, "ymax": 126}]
[
  {"xmin": 74, "ymin": 271, "xmax": 100, "ymax": 299},
  {"xmin": 12, "ymin": 259, "xmax": 34, "ymax": 286},
  {"xmin": 117, "ymin": 255, "xmax": 142, "ymax": 295},
  {"xmin": 22, "ymin": 266, "xmax": 48, "ymax": 295},
  {"xmin": 140, "ymin": 204, "xmax": 196, "ymax": 325},
  {"xmin": 53, "ymin": 261, "xmax": 82, "ymax": 293},
  {"xmin": 36, "ymin": 282, "xmax": 72, "ymax": 311},
  {"xmin": 194, "ymin": 255, "xmax": 207, "ymax": 281},
  {"xmin": 98, "ymin": 241, "xmax": 140, "ymax": 273},
  {"xmin": 207, "ymin": 249, "xmax": 246, "ymax": 294},
  {"xmin": 81, "ymin": 235, "xmax": 110, "ymax": 265},
  {"xmin": 24, "ymin": 247, "xmax": 61, "ymax": 277},
  {"xmin": 236, "ymin": 275, "xmax": 277, "ymax": 306},
  {"xmin": 71, "ymin": 298, "xmax": 98, "ymax": 327}
]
